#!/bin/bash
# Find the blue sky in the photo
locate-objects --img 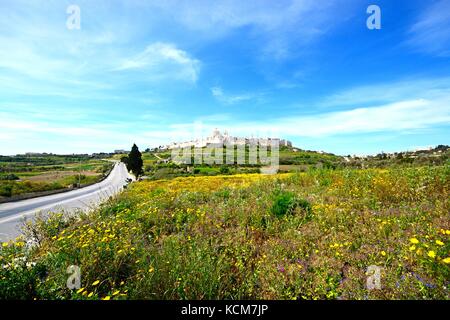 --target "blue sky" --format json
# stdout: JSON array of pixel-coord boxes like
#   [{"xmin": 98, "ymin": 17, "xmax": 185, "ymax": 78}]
[{"xmin": 0, "ymin": 0, "xmax": 449, "ymax": 155}]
